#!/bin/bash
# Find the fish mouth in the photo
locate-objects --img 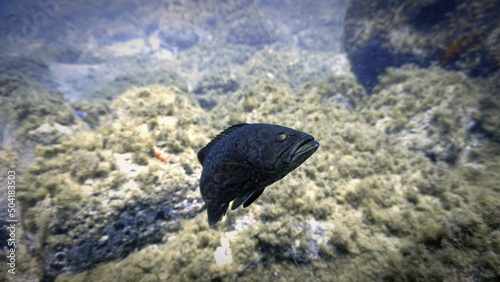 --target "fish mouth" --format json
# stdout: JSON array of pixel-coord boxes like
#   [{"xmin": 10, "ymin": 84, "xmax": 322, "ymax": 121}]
[
  {"xmin": 294, "ymin": 139, "xmax": 320, "ymax": 159},
  {"xmin": 282, "ymin": 136, "xmax": 320, "ymax": 164}
]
